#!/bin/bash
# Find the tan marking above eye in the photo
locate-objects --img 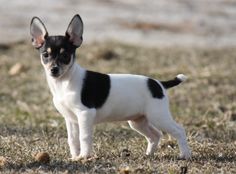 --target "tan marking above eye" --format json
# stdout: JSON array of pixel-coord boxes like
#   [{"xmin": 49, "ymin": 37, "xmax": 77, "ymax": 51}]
[
  {"xmin": 47, "ymin": 47, "xmax": 52, "ymax": 53},
  {"xmin": 60, "ymin": 48, "xmax": 65, "ymax": 54}
]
